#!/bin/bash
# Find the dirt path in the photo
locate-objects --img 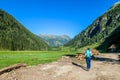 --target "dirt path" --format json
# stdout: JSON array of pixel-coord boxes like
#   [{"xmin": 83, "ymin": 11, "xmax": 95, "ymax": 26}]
[{"xmin": 0, "ymin": 53, "xmax": 120, "ymax": 80}]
